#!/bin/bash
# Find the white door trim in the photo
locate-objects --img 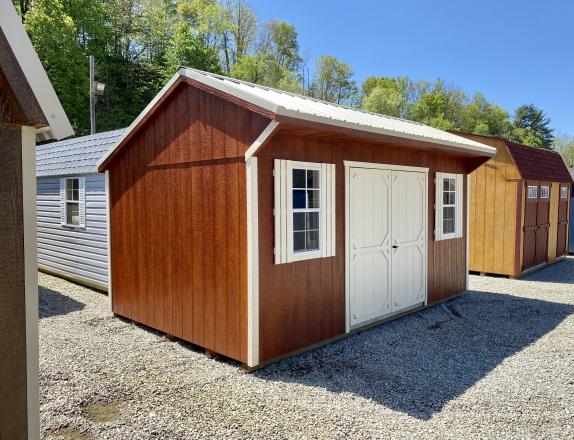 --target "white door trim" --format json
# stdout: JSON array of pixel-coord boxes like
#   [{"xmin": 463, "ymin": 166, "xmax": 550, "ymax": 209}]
[
  {"xmin": 246, "ymin": 157, "xmax": 259, "ymax": 367},
  {"xmin": 344, "ymin": 160, "xmax": 429, "ymax": 174},
  {"xmin": 344, "ymin": 161, "xmax": 429, "ymax": 333}
]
